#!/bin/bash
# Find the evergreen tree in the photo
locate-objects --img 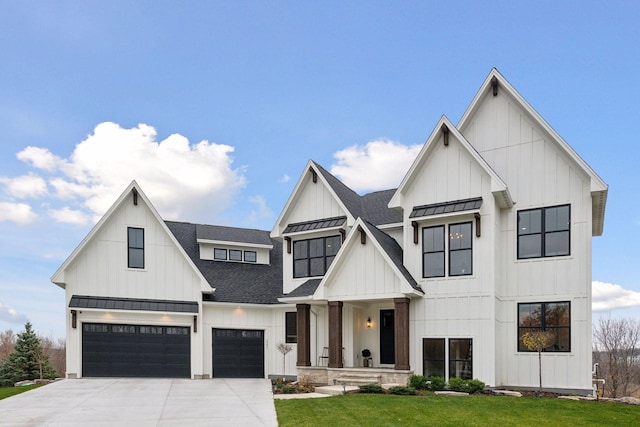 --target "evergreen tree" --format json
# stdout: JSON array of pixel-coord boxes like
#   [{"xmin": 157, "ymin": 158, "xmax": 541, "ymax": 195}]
[{"xmin": 0, "ymin": 322, "xmax": 57, "ymax": 386}]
